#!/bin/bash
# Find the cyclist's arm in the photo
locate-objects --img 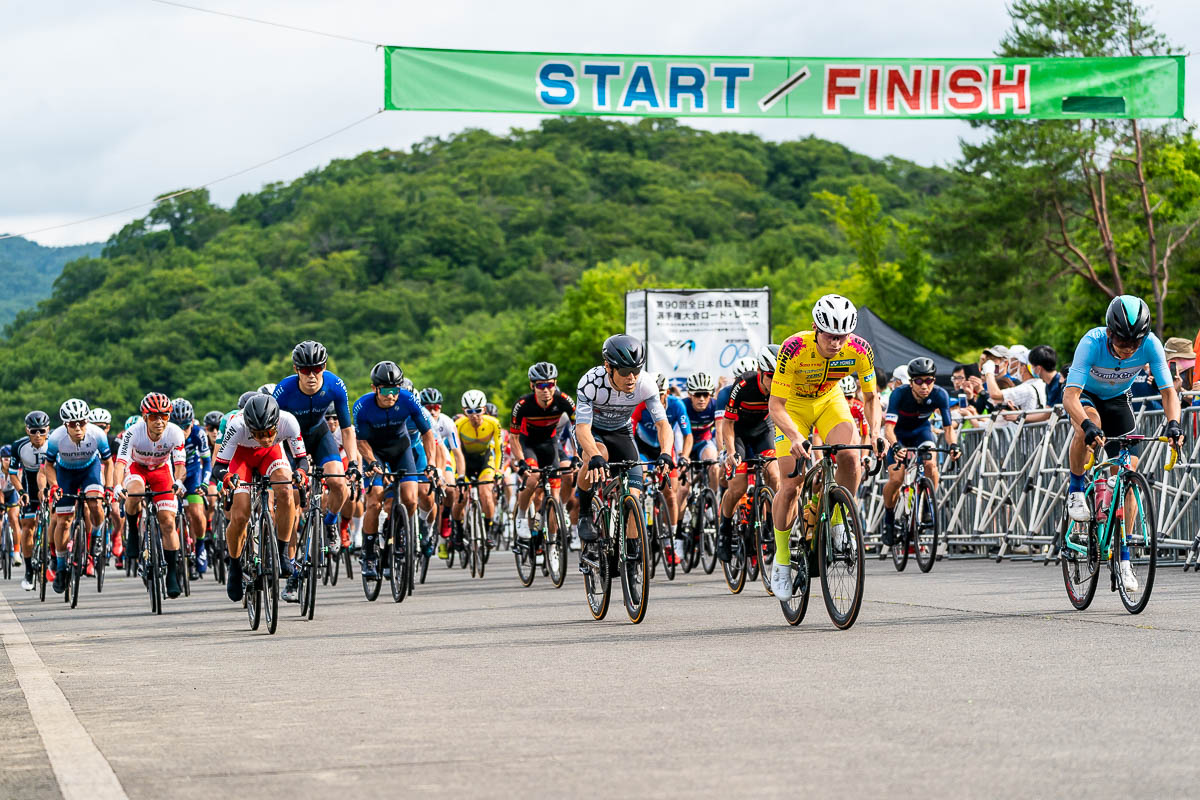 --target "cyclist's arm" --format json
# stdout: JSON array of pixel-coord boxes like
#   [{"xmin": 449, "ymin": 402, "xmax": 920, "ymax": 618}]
[
  {"xmin": 357, "ymin": 440, "xmax": 377, "ymax": 466},
  {"xmin": 42, "ymin": 460, "xmax": 57, "ymax": 494},
  {"xmin": 1160, "ymin": 385, "xmax": 1182, "ymax": 426},
  {"xmin": 574, "ymin": 423, "xmax": 600, "ymax": 463},
  {"xmin": 654, "ymin": 418, "xmax": 673, "ymax": 458},
  {"xmin": 768, "ymin": 395, "xmax": 802, "ymax": 449},
  {"xmin": 861, "ymin": 390, "xmax": 883, "ymax": 445},
  {"xmin": 420, "ymin": 430, "xmax": 438, "ymax": 468},
  {"xmin": 1062, "ymin": 385, "xmax": 1089, "ymax": 428}
]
